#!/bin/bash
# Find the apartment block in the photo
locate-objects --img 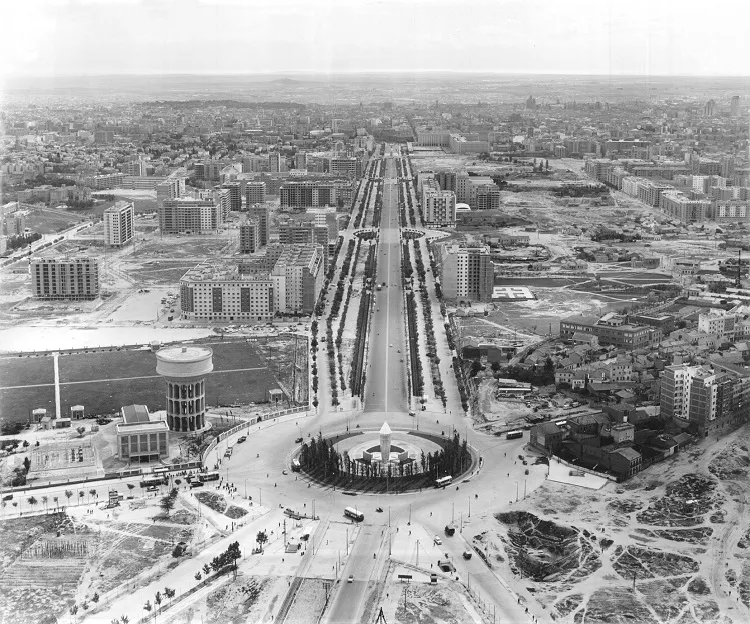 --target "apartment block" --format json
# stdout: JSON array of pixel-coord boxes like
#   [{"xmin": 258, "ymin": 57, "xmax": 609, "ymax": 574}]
[
  {"xmin": 280, "ymin": 181, "xmax": 344, "ymax": 209},
  {"xmin": 180, "ymin": 262, "xmax": 274, "ymax": 322},
  {"xmin": 245, "ymin": 181, "xmax": 266, "ymax": 206},
  {"xmin": 103, "ymin": 201, "xmax": 134, "ymax": 247},
  {"xmin": 160, "ymin": 198, "xmax": 225, "ymax": 234},
  {"xmin": 270, "ymin": 244, "xmax": 324, "ymax": 314},
  {"xmin": 661, "ymin": 363, "xmax": 750, "ymax": 435},
  {"xmin": 422, "ymin": 180, "xmax": 457, "ymax": 226},
  {"xmin": 240, "ymin": 218, "xmax": 261, "ymax": 254},
  {"xmin": 32, "ymin": 257, "xmax": 99, "ymax": 300},
  {"xmin": 436, "ymin": 244, "xmax": 494, "ymax": 302},
  {"xmin": 660, "ymin": 191, "xmax": 710, "ymax": 223},
  {"xmin": 222, "ymin": 181, "xmax": 242, "ymax": 211}
]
